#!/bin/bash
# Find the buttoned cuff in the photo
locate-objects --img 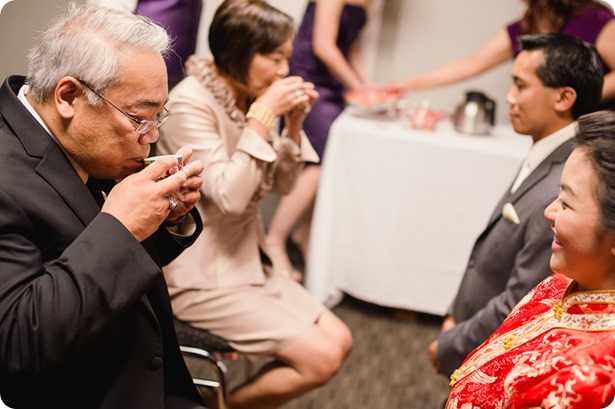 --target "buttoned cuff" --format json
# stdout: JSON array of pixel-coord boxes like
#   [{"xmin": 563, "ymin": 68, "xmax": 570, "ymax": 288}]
[{"xmin": 278, "ymin": 129, "xmax": 320, "ymax": 163}]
